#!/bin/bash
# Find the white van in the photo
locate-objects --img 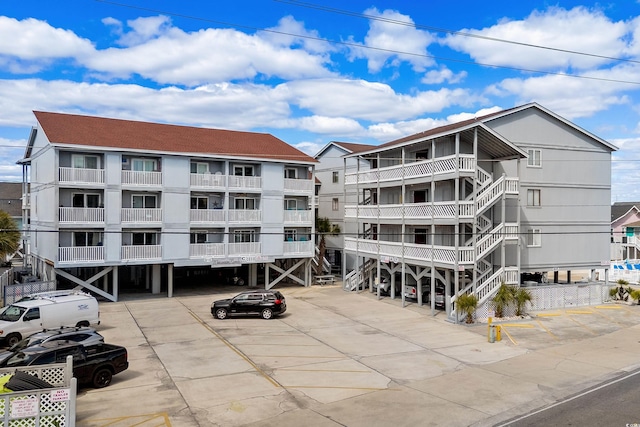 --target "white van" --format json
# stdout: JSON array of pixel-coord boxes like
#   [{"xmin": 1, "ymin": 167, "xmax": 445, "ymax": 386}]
[{"xmin": 0, "ymin": 291, "xmax": 100, "ymax": 346}]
